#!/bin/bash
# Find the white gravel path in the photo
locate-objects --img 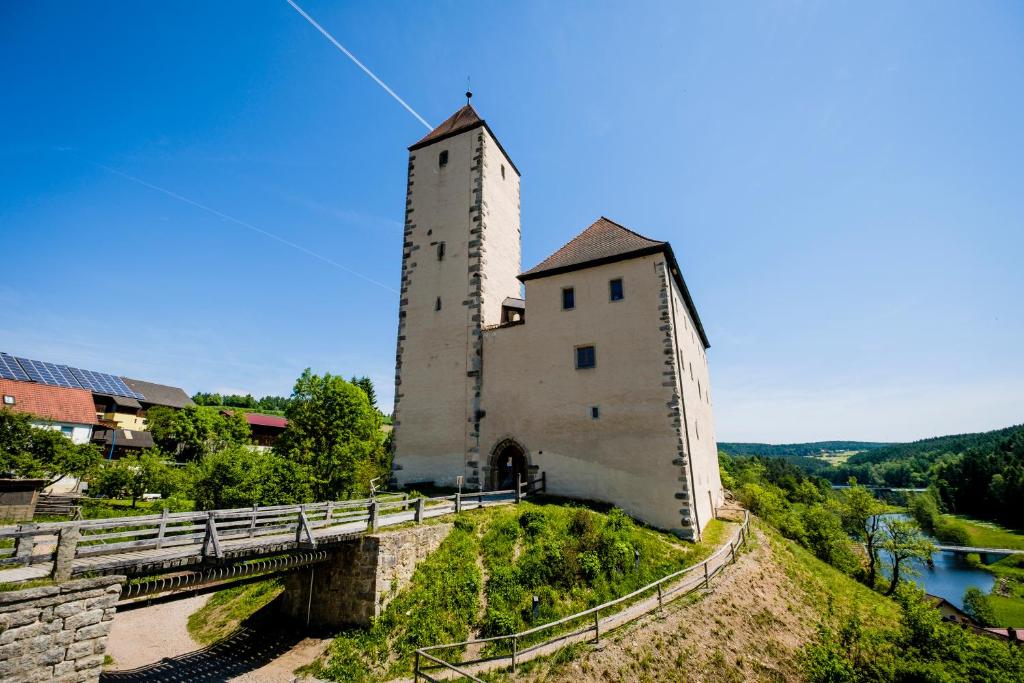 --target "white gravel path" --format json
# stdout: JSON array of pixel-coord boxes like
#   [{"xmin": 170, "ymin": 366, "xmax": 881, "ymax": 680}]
[{"xmin": 107, "ymin": 593, "xmax": 211, "ymax": 670}]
